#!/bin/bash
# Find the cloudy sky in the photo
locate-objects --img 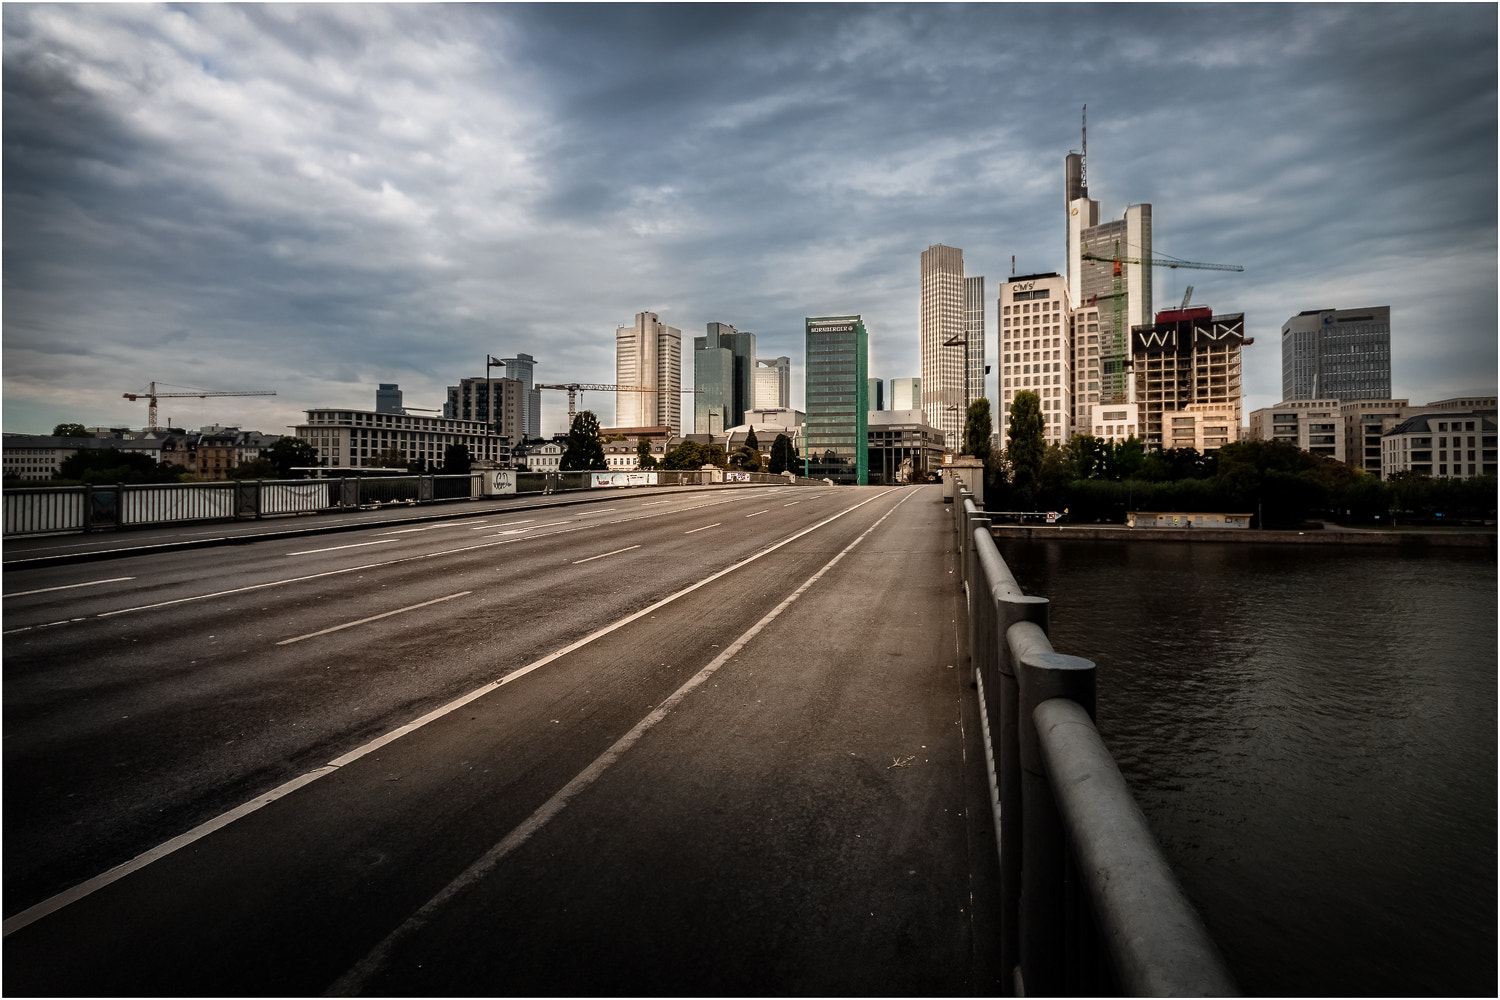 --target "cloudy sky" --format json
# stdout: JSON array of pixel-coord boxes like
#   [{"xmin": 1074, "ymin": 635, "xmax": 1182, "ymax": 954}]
[{"xmin": 4, "ymin": 3, "xmax": 1495, "ymax": 438}]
